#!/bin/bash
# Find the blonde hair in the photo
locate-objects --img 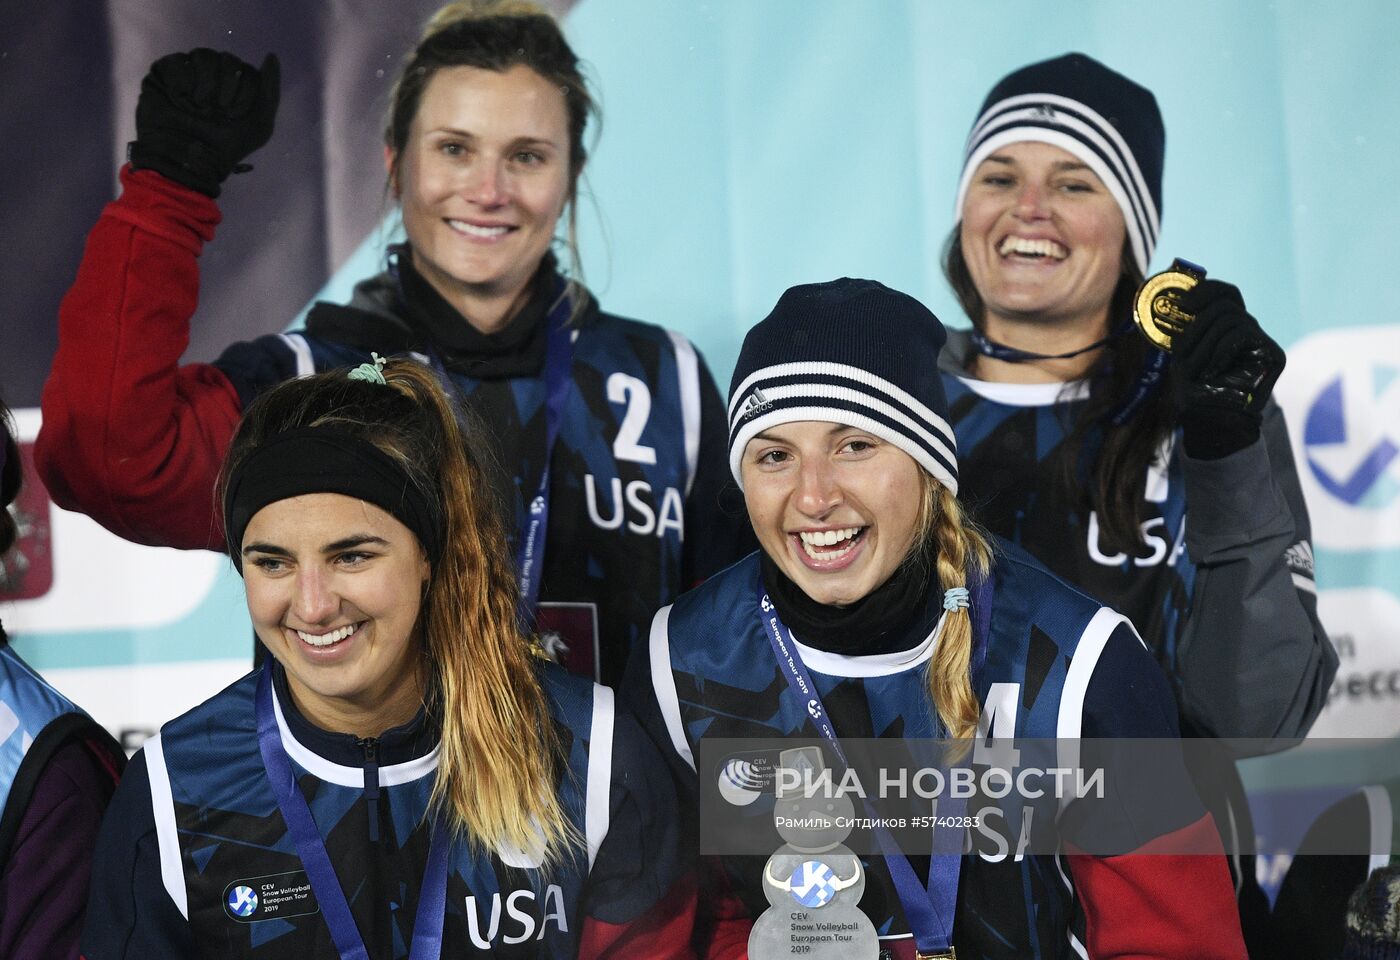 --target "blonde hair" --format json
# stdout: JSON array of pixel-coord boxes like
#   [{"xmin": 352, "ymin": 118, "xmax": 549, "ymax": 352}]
[
  {"xmin": 219, "ymin": 360, "xmax": 577, "ymax": 865},
  {"xmin": 916, "ymin": 474, "xmax": 992, "ymax": 745}
]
